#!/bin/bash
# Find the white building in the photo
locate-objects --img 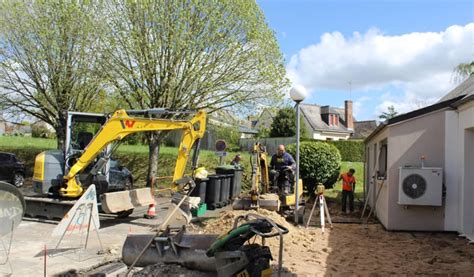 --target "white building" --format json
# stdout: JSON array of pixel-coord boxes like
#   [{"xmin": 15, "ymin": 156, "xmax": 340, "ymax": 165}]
[{"xmin": 365, "ymin": 76, "xmax": 474, "ymax": 241}]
